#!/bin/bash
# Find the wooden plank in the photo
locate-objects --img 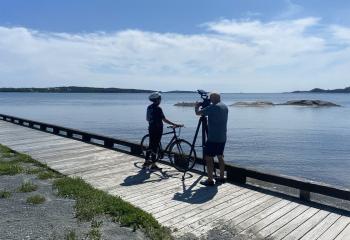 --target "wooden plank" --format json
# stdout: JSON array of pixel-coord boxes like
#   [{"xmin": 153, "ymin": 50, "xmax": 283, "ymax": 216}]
[
  {"xmin": 317, "ymin": 216, "xmax": 350, "ymax": 240},
  {"xmin": 191, "ymin": 194, "xmax": 274, "ymax": 235},
  {"xmin": 299, "ymin": 213, "xmax": 341, "ymax": 240},
  {"xmin": 143, "ymin": 185, "xmax": 245, "ymax": 214},
  {"xmin": 169, "ymin": 191, "xmax": 265, "ymax": 231},
  {"xmin": 256, "ymin": 205, "xmax": 310, "ymax": 238},
  {"xmin": 266, "ymin": 207, "xmax": 319, "ymax": 239},
  {"xmin": 282, "ymin": 210, "xmax": 329, "ymax": 240},
  {"xmin": 225, "ymin": 197, "xmax": 282, "ymax": 225},
  {"xmin": 140, "ymin": 184, "xmax": 238, "ymax": 215},
  {"xmin": 334, "ymin": 223, "xmax": 350, "ymax": 240},
  {"xmin": 236, "ymin": 199, "xmax": 291, "ymax": 232},
  {"xmin": 6, "ymin": 139, "xmax": 72, "ymax": 151},
  {"xmin": 240, "ymin": 202, "xmax": 300, "ymax": 237}
]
